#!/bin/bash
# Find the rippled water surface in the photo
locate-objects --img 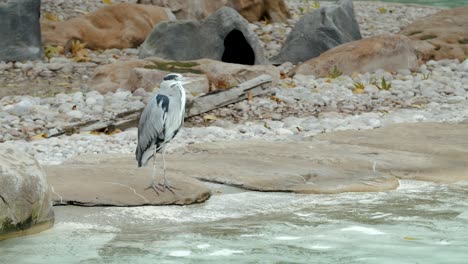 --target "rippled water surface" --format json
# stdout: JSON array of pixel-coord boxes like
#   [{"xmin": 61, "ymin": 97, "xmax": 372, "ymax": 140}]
[
  {"xmin": 356, "ymin": 0, "xmax": 466, "ymax": 7},
  {"xmin": 1, "ymin": 181, "xmax": 468, "ymax": 263}
]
